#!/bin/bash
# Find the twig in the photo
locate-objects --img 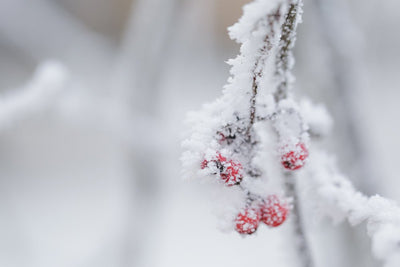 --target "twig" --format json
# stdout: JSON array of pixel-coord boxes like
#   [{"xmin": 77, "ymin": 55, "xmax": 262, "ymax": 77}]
[
  {"xmin": 275, "ymin": 2, "xmax": 301, "ymax": 102},
  {"xmin": 247, "ymin": 8, "xmax": 282, "ymax": 137},
  {"xmin": 285, "ymin": 172, "xmax": 315, "ymax": 267},
  {"xmin": 273, "ymin": 1, "xmax": 314, "ymax": 267}
]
